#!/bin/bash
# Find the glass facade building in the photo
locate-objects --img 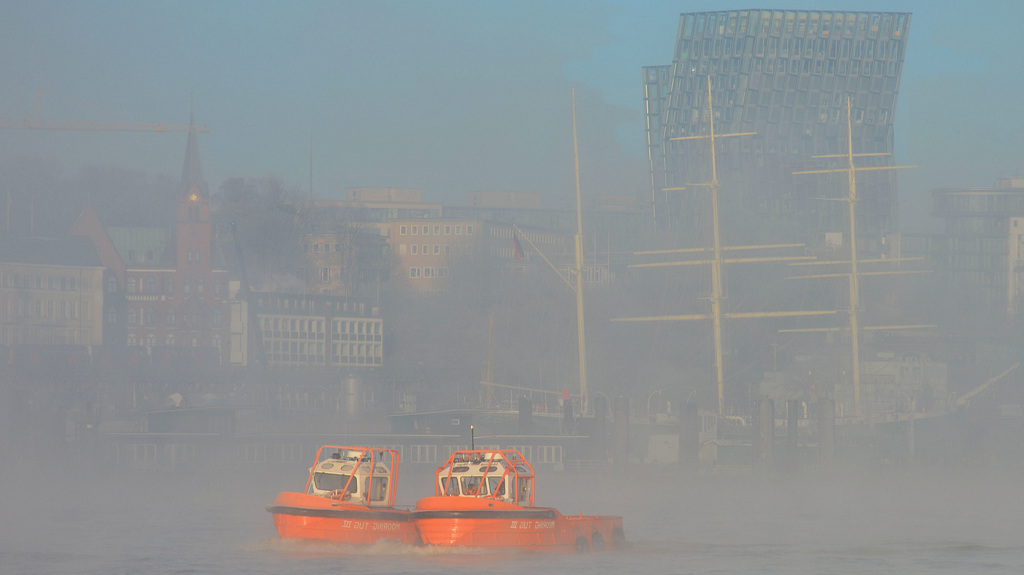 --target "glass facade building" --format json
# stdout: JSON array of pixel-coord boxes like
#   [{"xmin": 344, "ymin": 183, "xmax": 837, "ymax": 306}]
[{"xmin": 645, "ymin": 10, "xmax": 911, "ymax": 253}]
